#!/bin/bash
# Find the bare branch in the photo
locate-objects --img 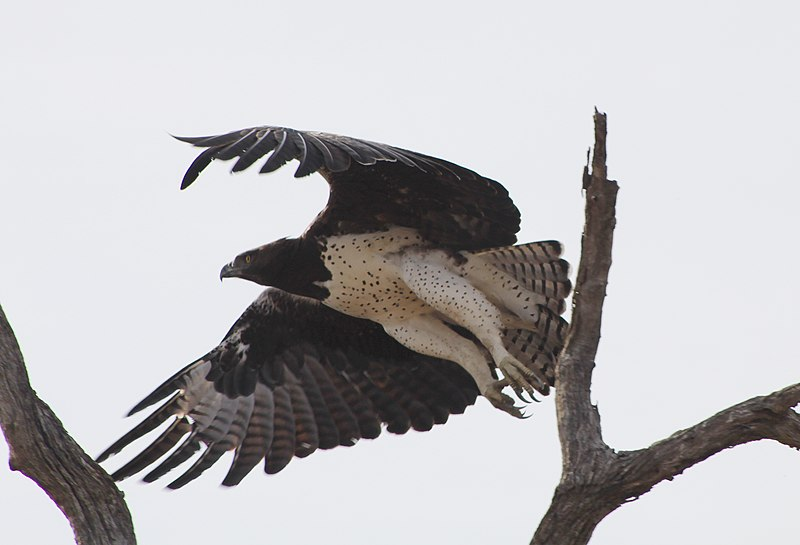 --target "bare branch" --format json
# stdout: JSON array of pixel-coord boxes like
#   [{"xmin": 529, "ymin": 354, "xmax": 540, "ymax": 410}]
[
  {"xmin": 531, "ymin": 111, "xmax": 800, "ymax": 545},
  {"xmin": 554, "ymin": 109, "xmax": 618, "ymax": 470},
  {"xmin": 0, "ymin": 305, "xmax": 136, "ymax": 545},
  {"xmin": 619, "ymin": 383, "xmax": 800, "ymax": 497},
  {"xmin": 532, "ymin": 109, "xmax": 619, "ymax": 545}
]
